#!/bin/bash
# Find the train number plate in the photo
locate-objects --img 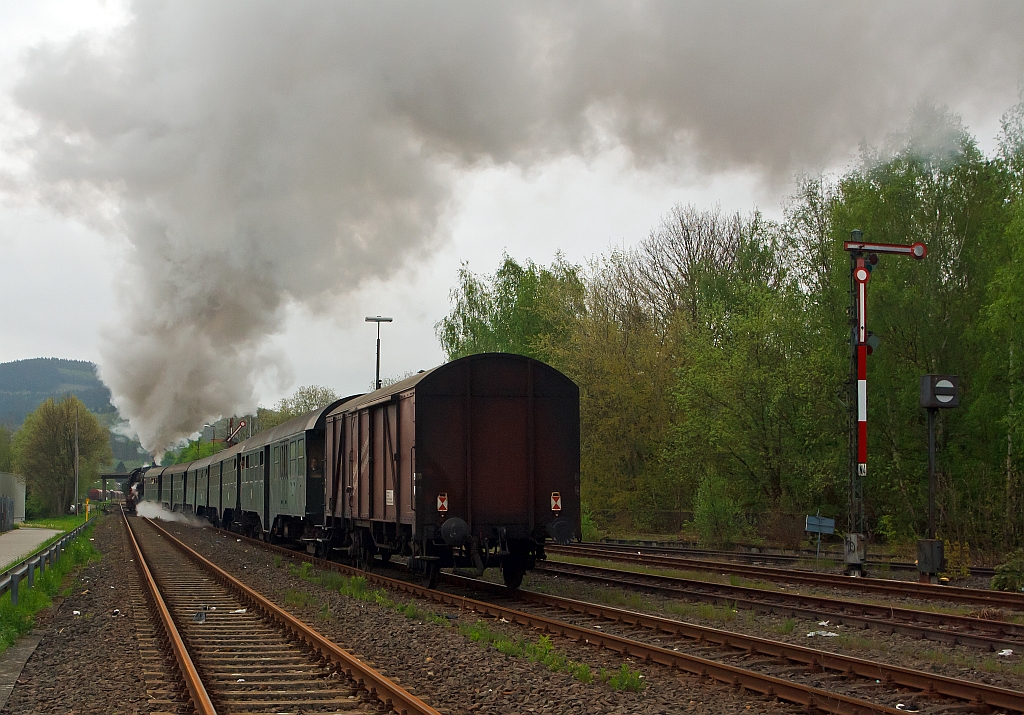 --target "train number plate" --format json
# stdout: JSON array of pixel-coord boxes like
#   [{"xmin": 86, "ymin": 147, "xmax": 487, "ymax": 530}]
[{"xmin": 386, "ymin": 489, "xmax": 394, "ymax": 506}]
